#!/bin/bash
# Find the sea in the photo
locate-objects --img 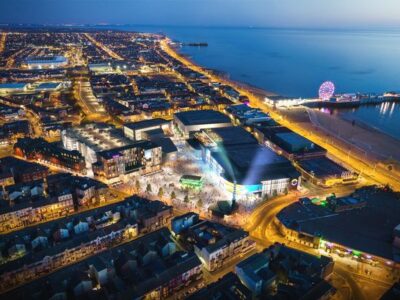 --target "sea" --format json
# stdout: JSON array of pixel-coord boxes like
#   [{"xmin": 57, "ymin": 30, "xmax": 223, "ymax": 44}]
[{"xmin": 100, "ymin": 25, "xmax": 400, "ymax": 139}]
